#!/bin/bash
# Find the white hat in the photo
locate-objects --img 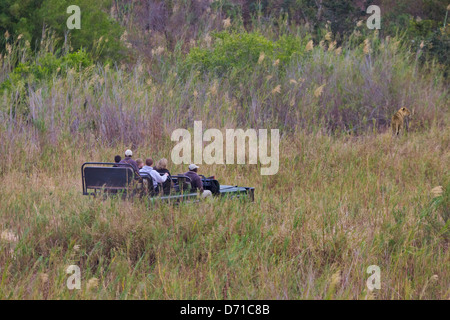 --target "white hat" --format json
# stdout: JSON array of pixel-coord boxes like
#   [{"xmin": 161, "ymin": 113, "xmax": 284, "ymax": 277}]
[
  {"xmin": 189, "ymin": 164, "xmax": 199, "ymax": 171},
  {"xmin": 125, "ymin": 149, "xmax": 133, "ymax": 157}
]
